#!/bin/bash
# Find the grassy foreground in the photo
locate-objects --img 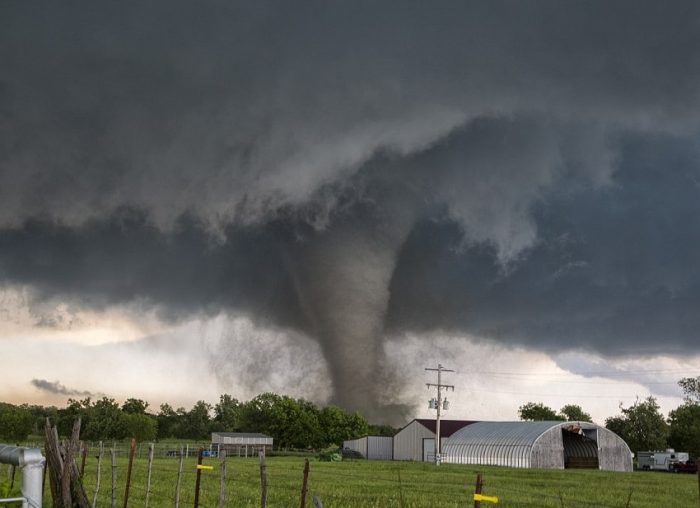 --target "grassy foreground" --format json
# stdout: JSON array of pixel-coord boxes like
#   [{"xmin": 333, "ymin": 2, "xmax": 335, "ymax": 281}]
[{"xmin": 44, "ymin": 455, "xmax": 698, "ymax": 508}]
